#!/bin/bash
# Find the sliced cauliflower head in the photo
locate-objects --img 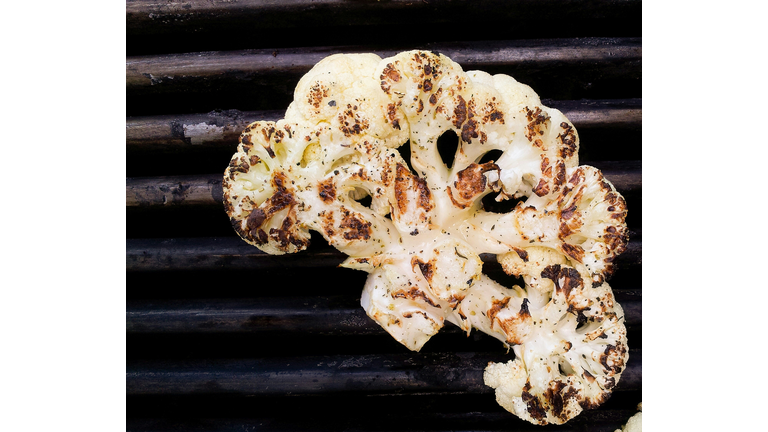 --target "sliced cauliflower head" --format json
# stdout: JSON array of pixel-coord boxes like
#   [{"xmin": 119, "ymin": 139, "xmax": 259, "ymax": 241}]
[
  {"xmin": 474, "ymin": 262, "xmax": 628, "ymax": 425},
  {"xmin": 223, "ymin": 50, "xmax": 630, "ymax": 425}
]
